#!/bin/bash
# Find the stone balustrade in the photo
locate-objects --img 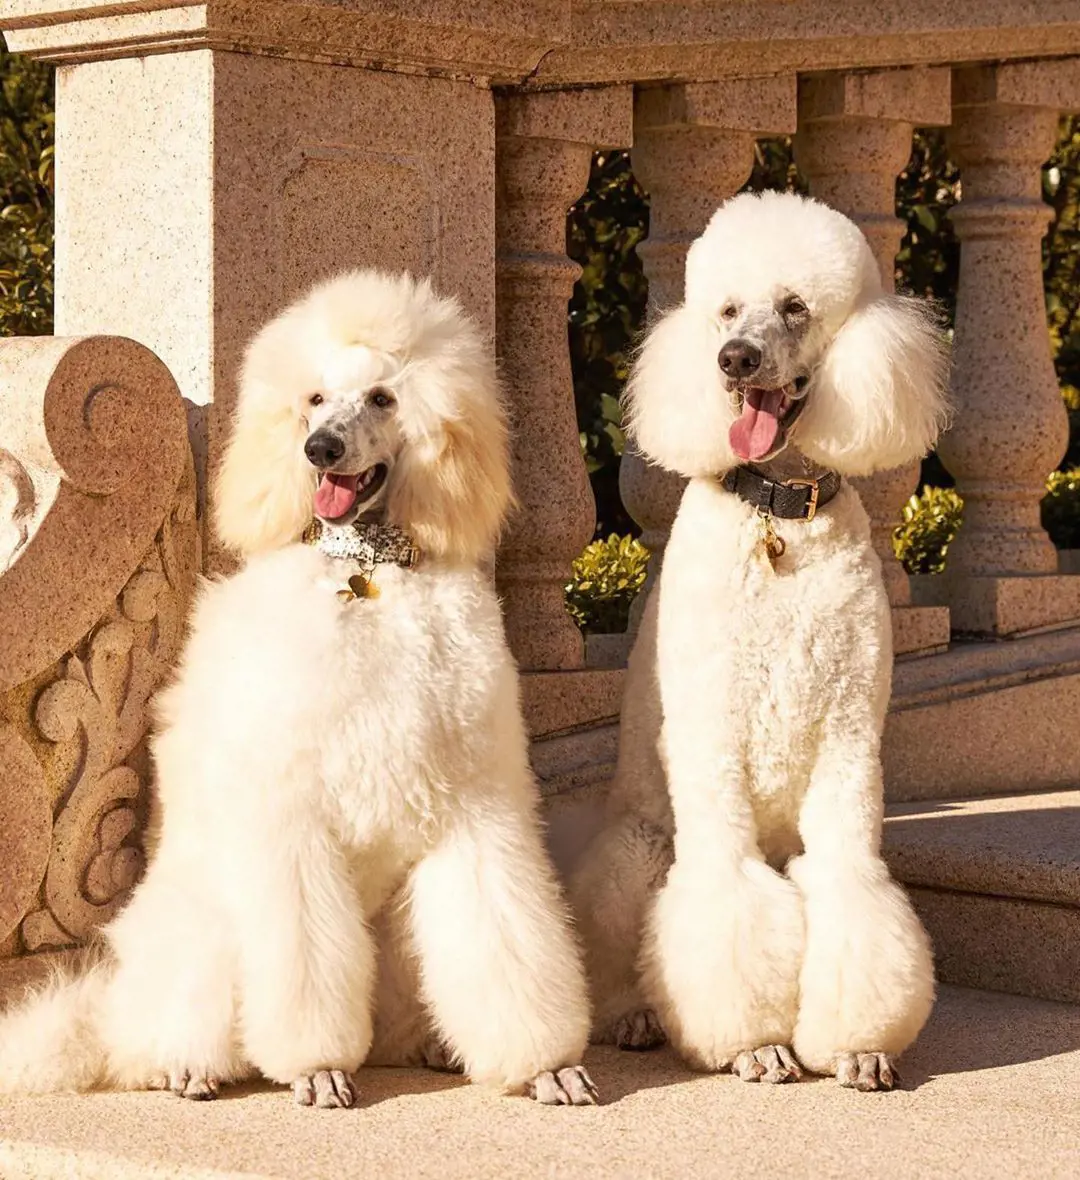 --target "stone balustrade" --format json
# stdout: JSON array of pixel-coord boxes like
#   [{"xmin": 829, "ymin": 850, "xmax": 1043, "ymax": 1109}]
[
  {"xmin": 934, "ymin": 60, "xmax": 1080, "ymax": 635},
  {"xmin": 2, "ymin": 0, "xmax": 1080, "ymax": 980},
  {"xmin": 0, "ymin": 336, "xmax": 195, "ymax": 966}
]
